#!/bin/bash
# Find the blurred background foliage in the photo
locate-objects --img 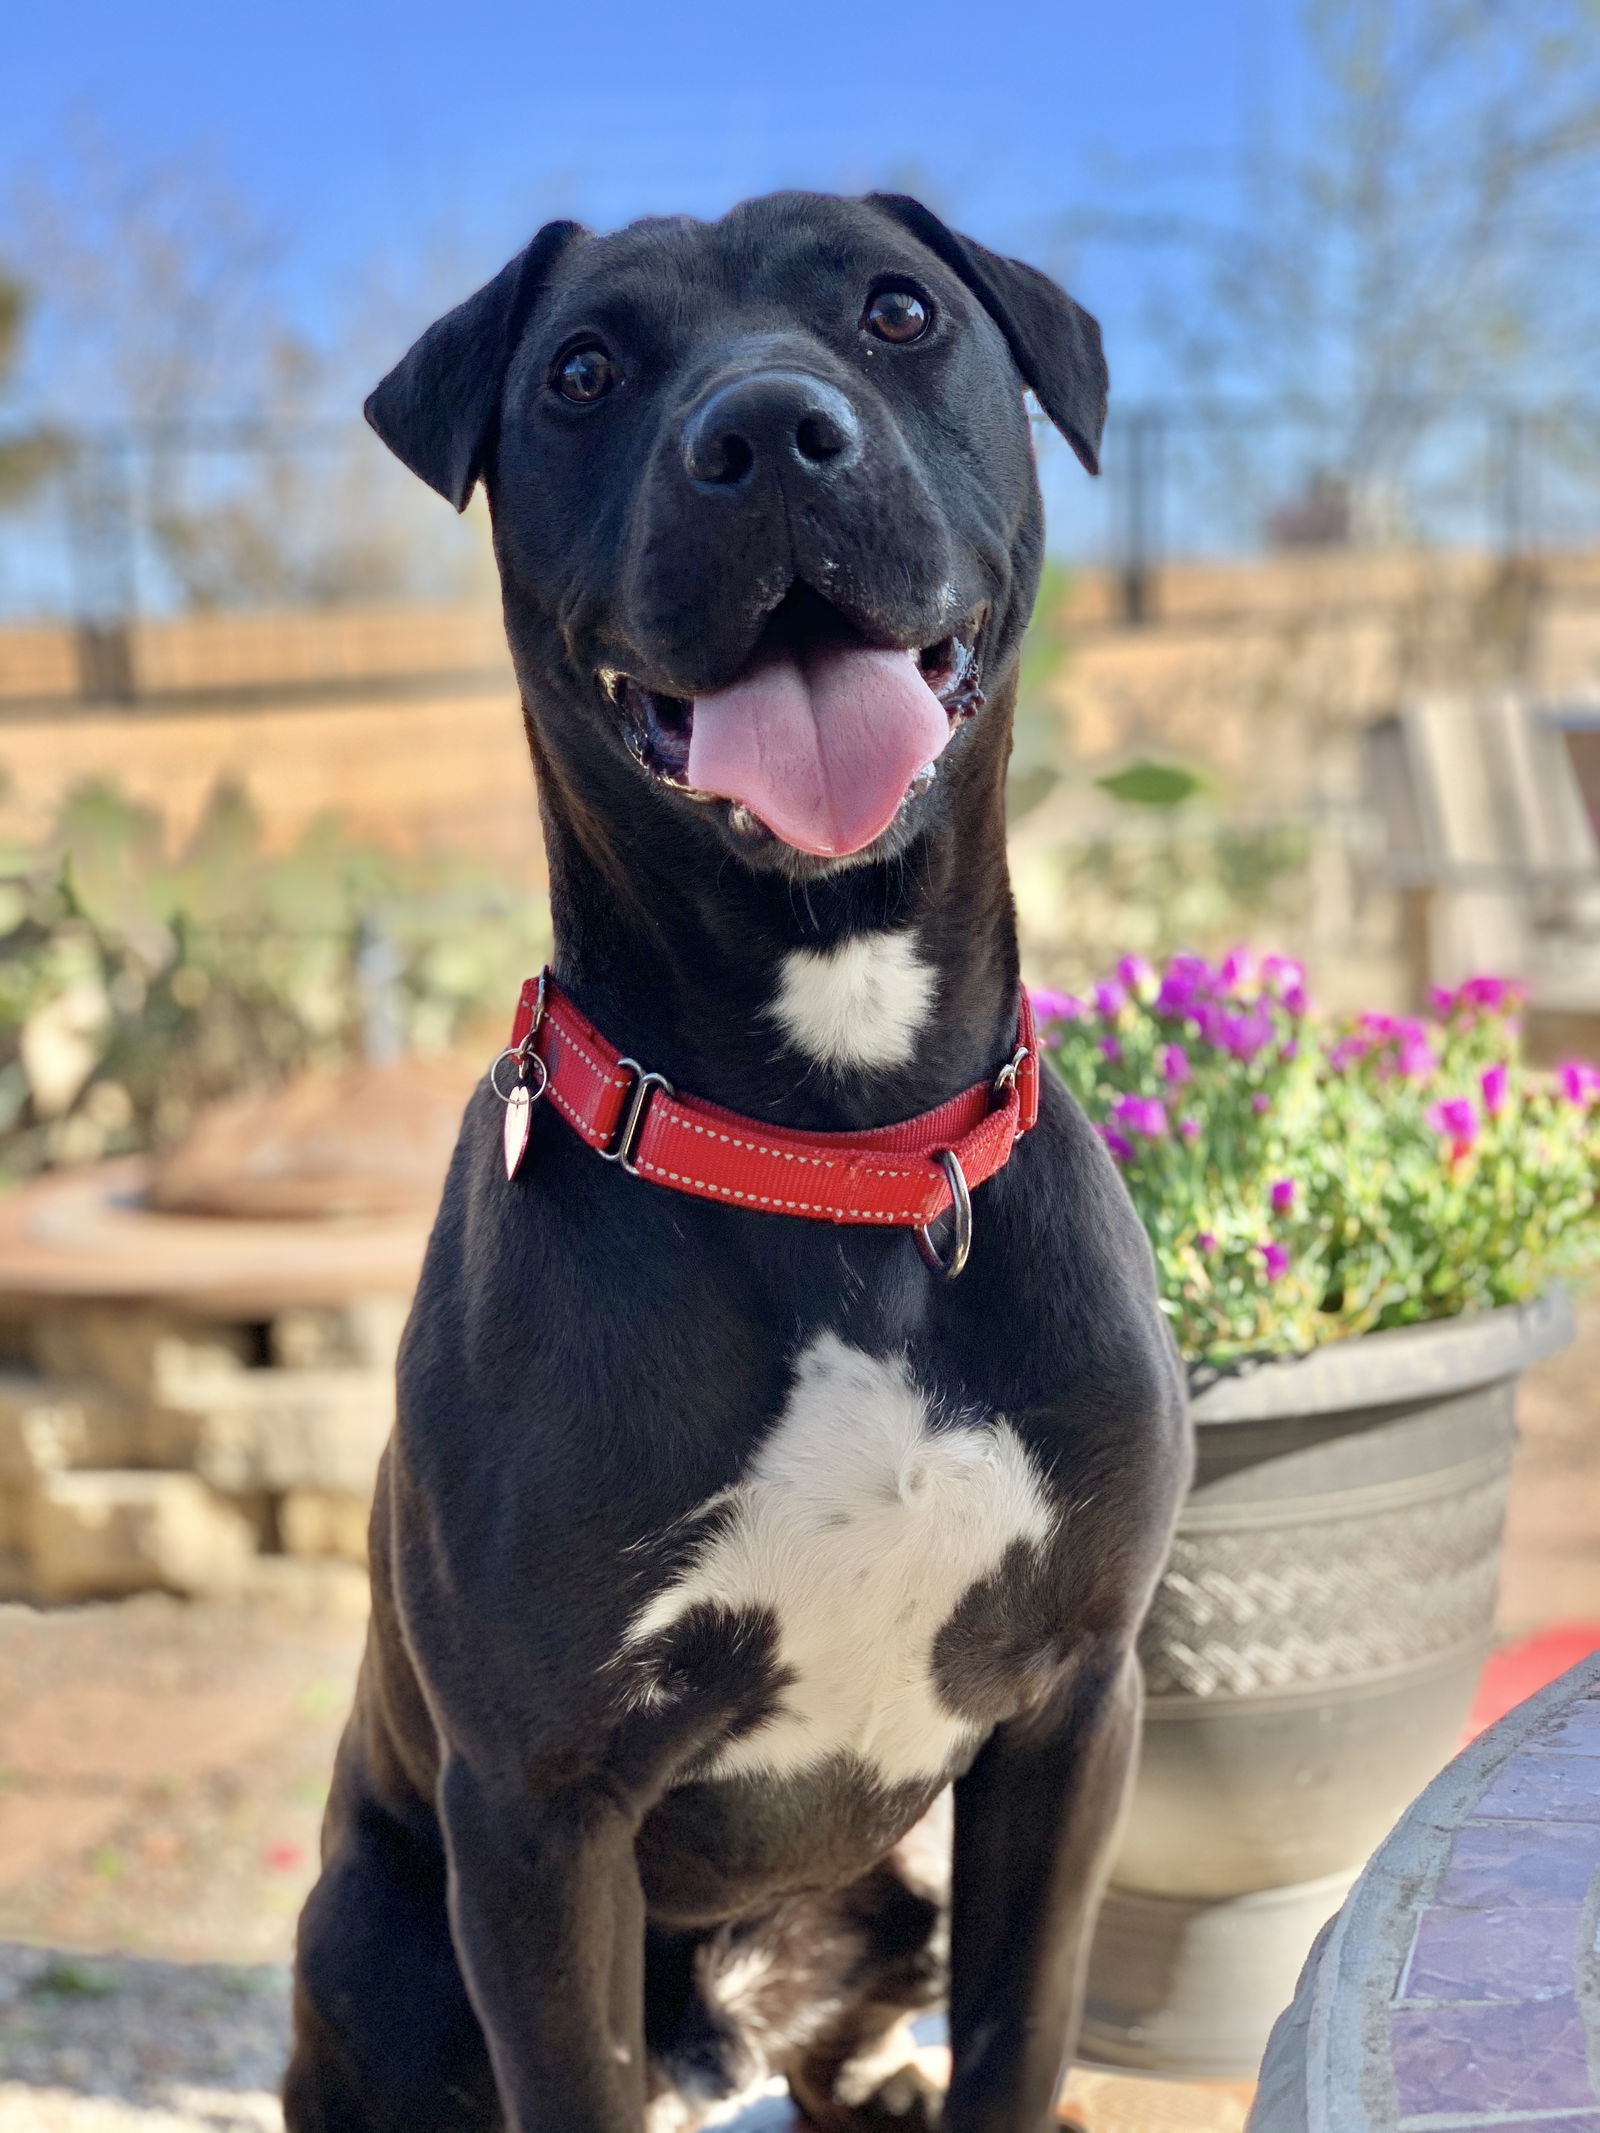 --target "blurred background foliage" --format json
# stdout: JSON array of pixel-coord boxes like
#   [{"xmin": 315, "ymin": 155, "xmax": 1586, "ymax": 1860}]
[
  {"xmin": 0, "ymin": 776, "xmax": 550, "ymax": 1182},
  {"xmin": 1006, "ymin": 562, "xmax": 1078, "ymax": 822},
  {"xmin": 1034, "ymin": 818, "xmax": 1313, "ymax": 985},
  {"xmin": 1007, "ymin": 568, "xmax": 1300, "ymax": 984}
]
